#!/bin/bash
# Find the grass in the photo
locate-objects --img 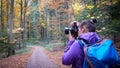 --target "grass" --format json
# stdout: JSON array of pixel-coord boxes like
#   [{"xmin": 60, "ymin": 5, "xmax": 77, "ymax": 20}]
[
  {"xmin": 15, "ymin": 47, "xmax": 31, "ymax": 55},
  {"xmin": 25, "ymin": 38, "xmax": 66, "ymax": 51},
  {"xmin": 42, "ymin": 42, "xmax": 65, "ymax": 51},
  {"xmin": 0, "ymin": 47, "xmax": 31, "ymax": 59},
  {"xmin": 26, "ymin": 38, "xmax": 37, "ymax": 45}
]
